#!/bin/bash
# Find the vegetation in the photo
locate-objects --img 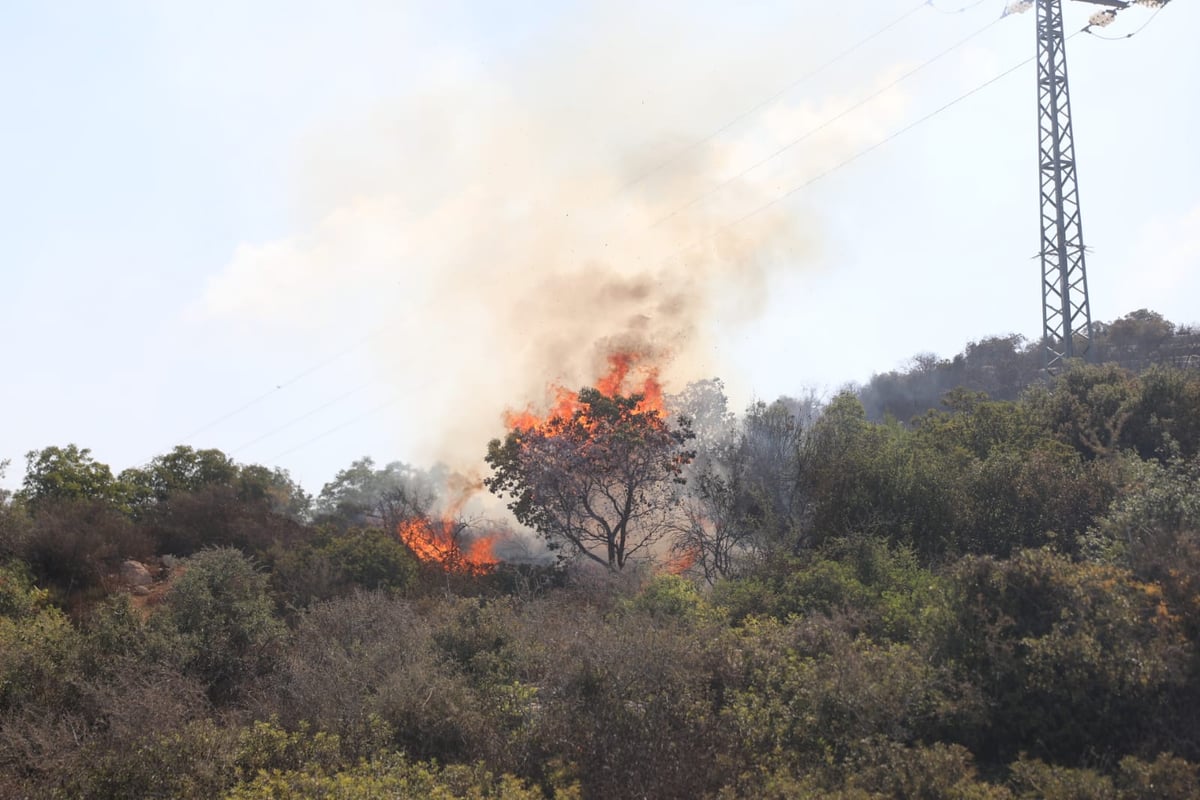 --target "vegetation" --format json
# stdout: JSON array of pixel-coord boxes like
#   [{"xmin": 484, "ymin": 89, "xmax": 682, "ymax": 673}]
[
  {"xmin": 1, "ymin": 310, "xmax": 1199, "ymax": 798},
  {"xmin": 486, "ymin": 387, "xmax": 695, "ymax": 570}
]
